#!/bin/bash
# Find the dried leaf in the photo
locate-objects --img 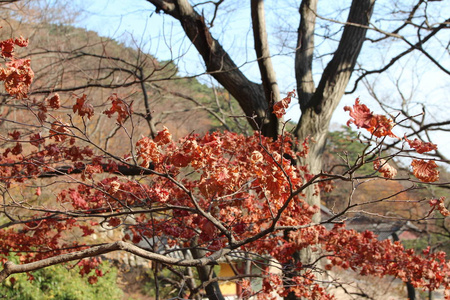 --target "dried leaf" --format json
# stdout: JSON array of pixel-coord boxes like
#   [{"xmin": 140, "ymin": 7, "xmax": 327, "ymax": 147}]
[{"xmin": 411, "ymin": 159, "xmax": 439, "ymax": 182}]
